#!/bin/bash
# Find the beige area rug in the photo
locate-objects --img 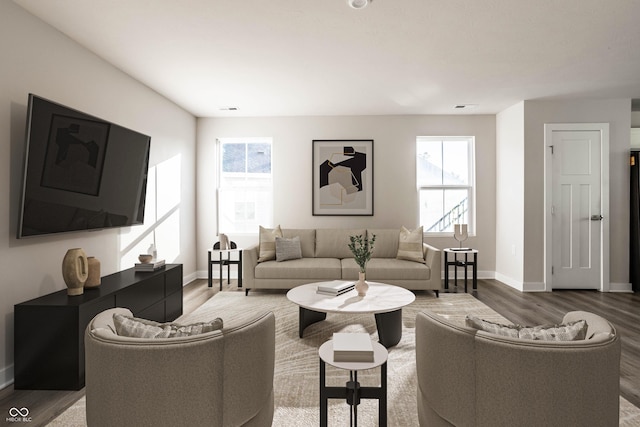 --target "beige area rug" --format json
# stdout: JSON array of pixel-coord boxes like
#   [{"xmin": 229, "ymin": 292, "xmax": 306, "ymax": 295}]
[{"xmin": 49, "ymin": 291, "xmax": 640, "ymax": 426}]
